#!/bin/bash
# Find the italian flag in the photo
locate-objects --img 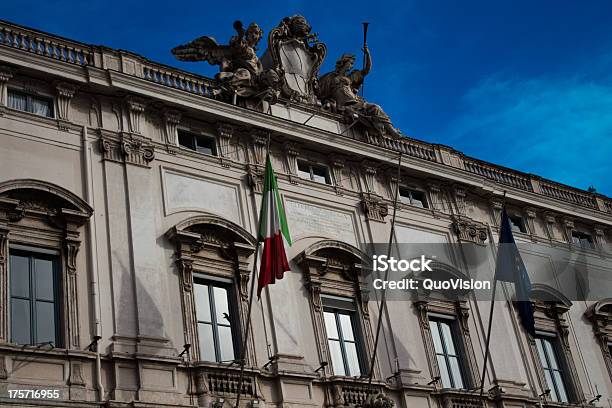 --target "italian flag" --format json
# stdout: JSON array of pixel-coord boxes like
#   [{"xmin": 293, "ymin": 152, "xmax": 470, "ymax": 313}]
[{"xmin": 257, "ymin": 155, "xmax": 292, "ymax": 297}]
